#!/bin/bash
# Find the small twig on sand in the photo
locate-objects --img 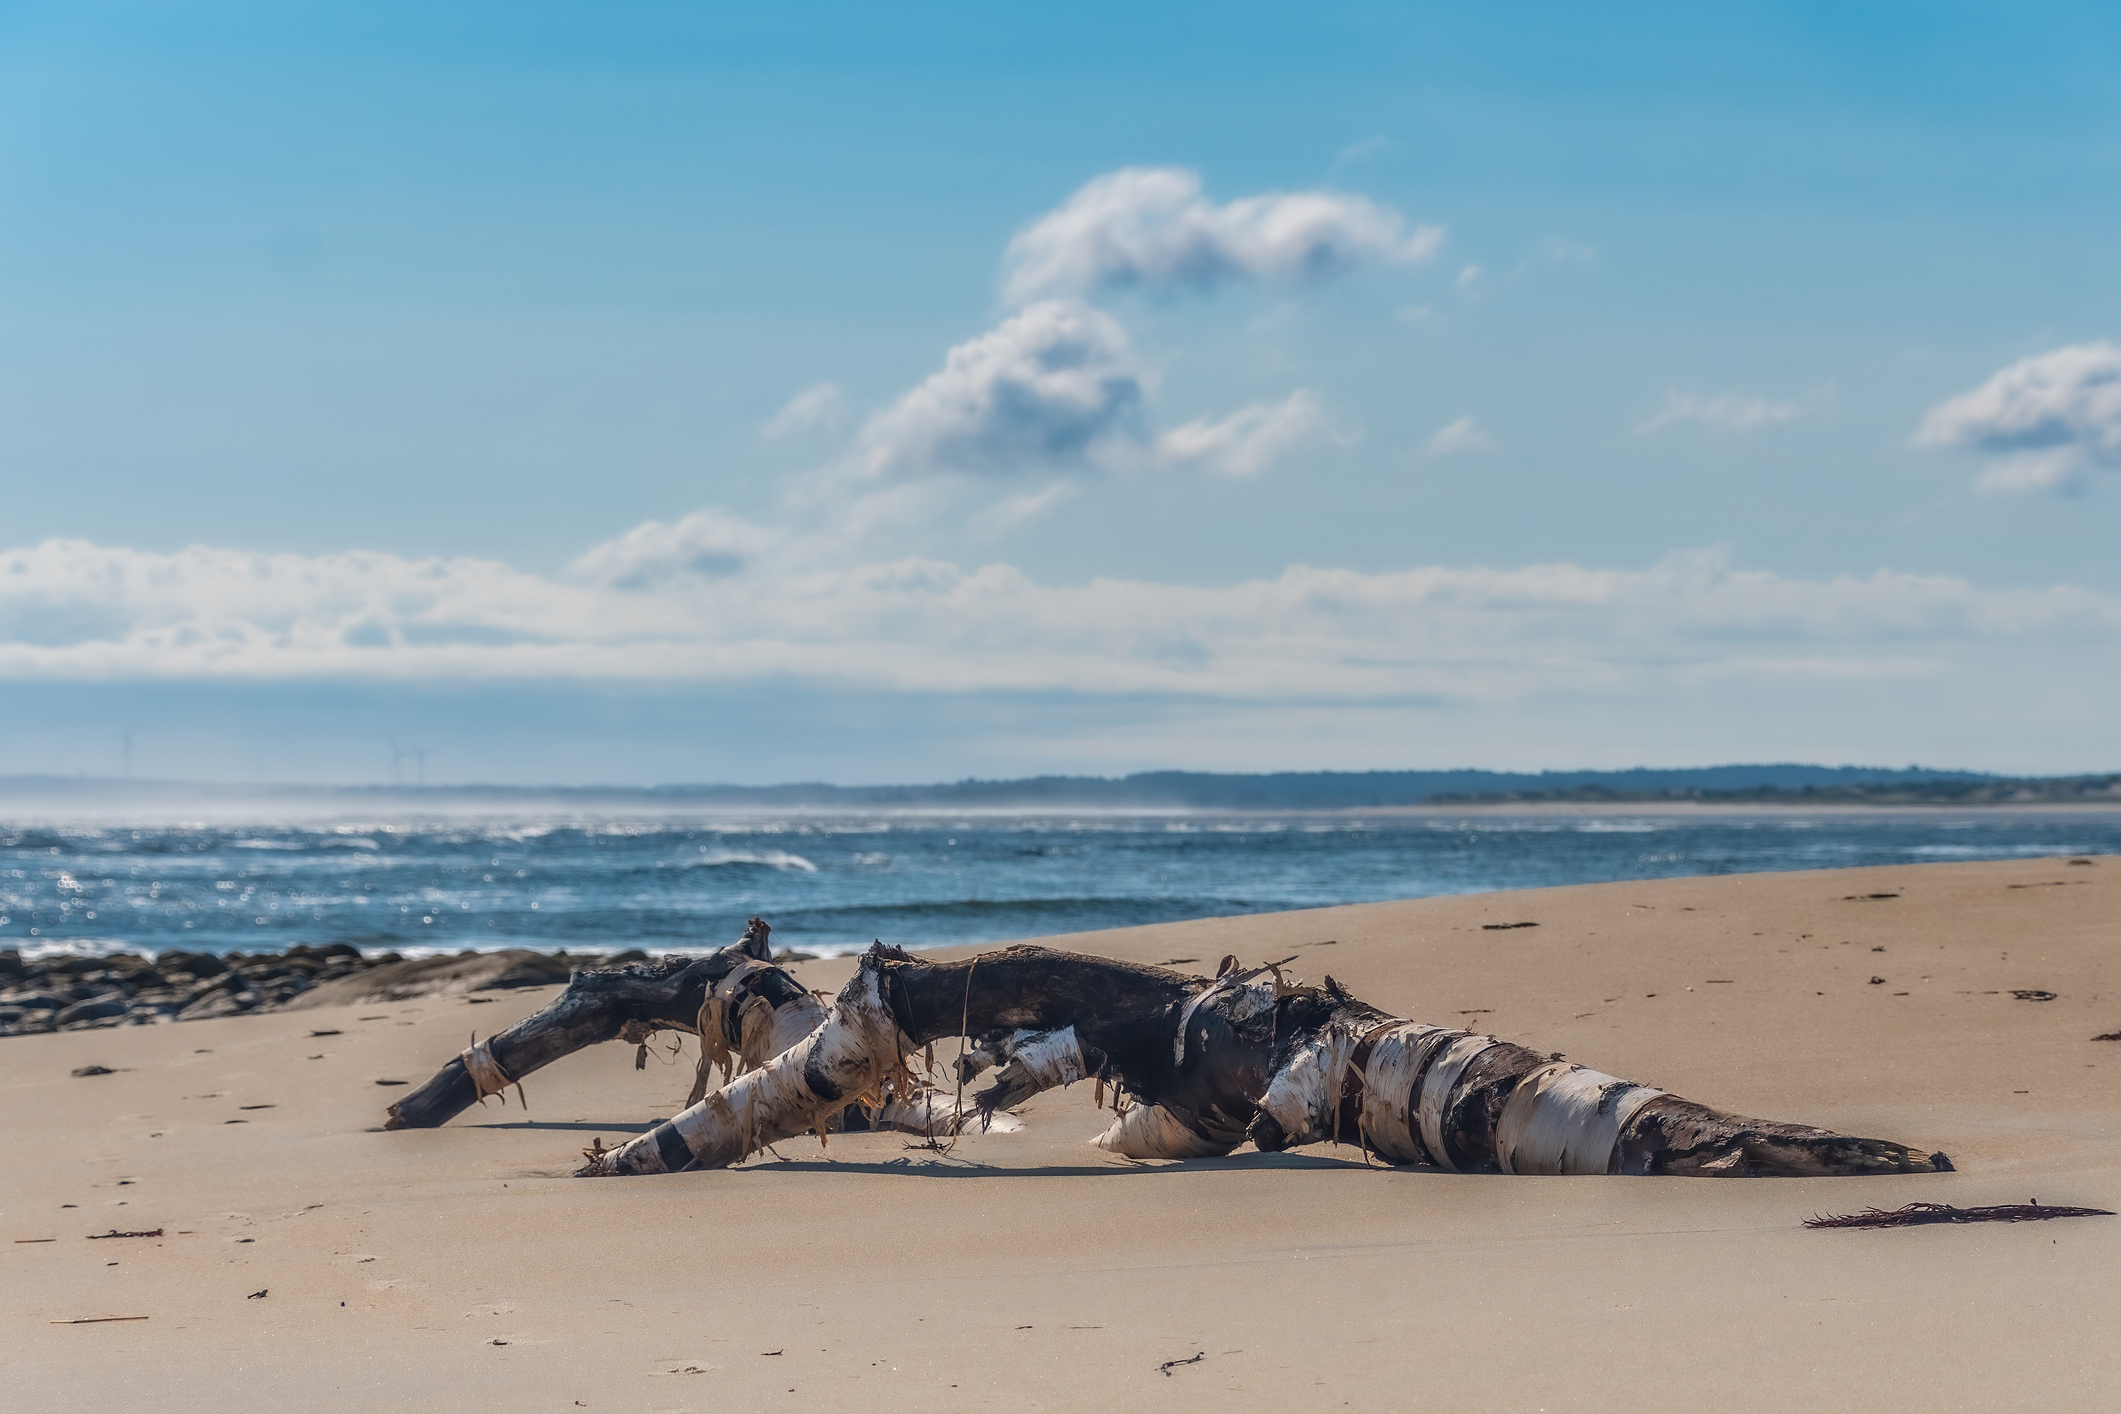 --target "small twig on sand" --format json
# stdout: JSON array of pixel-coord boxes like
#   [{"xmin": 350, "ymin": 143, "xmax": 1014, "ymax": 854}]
[
  {"xmin": 1158, "ymin": 1352, "xmax": 1206, "ymax": 1376},
  {"xmin": 86, "ymin": 1229, "xmax": 163, "ymax": 1240},
  {"xmin": 51, "ymin": 1316, "xmax": 150, "ymax": 1324},
  {"xmin": 1806, "ymin": 1200, "xmax": 2114, "ymax": 1230}
]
